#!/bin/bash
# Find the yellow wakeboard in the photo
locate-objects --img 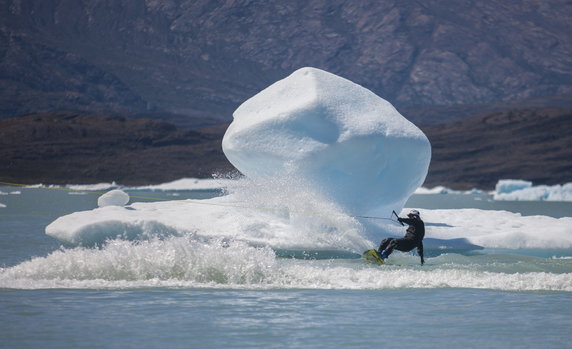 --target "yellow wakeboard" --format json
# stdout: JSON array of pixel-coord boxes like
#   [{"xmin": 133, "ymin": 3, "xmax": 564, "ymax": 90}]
[{"xmin": 362, "ymin": 249, "xmax": 385, "ymax": 264}]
